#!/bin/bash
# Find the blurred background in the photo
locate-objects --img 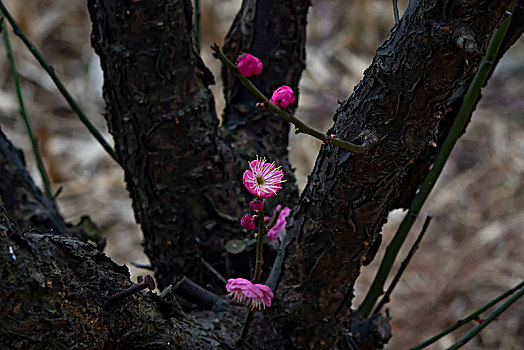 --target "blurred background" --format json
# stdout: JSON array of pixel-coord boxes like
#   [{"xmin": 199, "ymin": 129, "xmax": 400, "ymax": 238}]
[{"xmin": 0, "ymin": 0, "xmax": 522, "ymax": 348}]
